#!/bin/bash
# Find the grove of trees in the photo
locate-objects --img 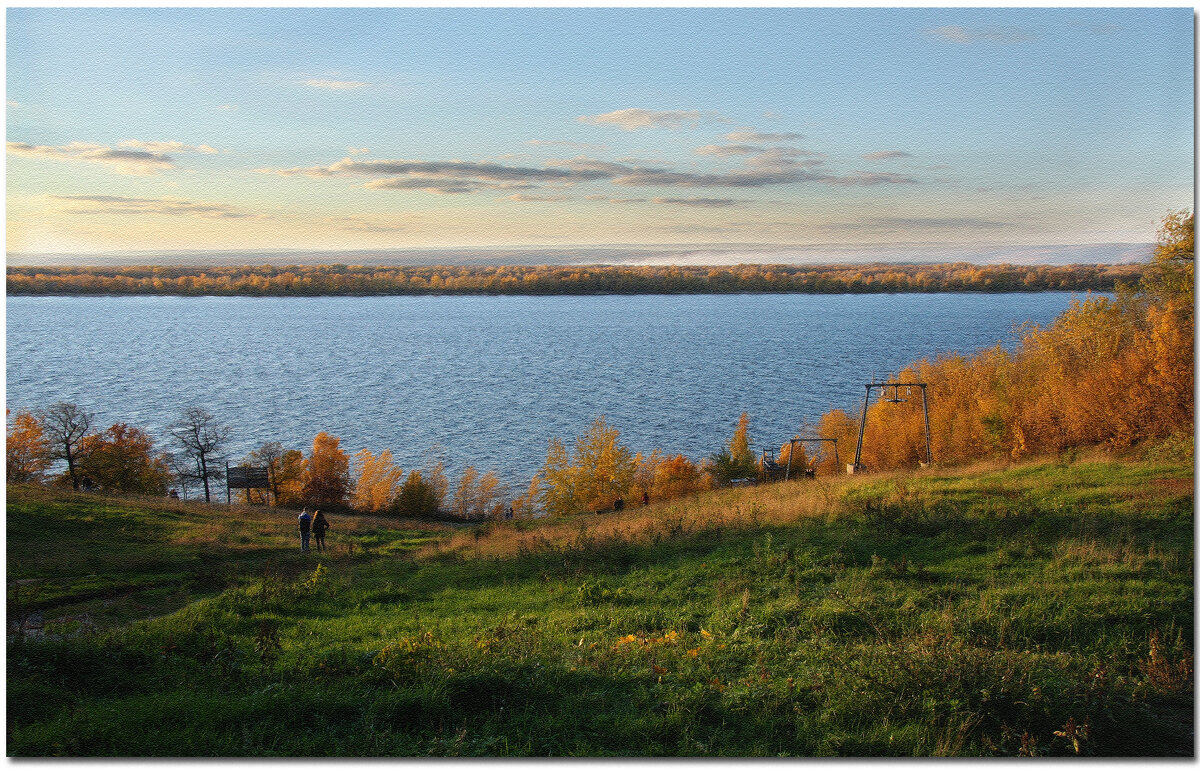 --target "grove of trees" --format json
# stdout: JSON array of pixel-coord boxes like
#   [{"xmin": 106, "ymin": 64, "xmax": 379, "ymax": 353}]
[{"xmin": 824, "ymin": 211, "xmax": 1193, "ymax": 471}]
